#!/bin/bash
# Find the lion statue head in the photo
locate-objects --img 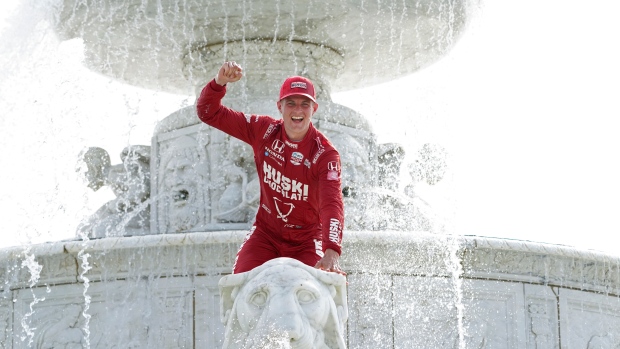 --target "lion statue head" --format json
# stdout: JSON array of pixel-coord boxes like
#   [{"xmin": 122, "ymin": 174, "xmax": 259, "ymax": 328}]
[{"xmin": 219, "ymin": 258, "xmax": 348, "ymax": 349}]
